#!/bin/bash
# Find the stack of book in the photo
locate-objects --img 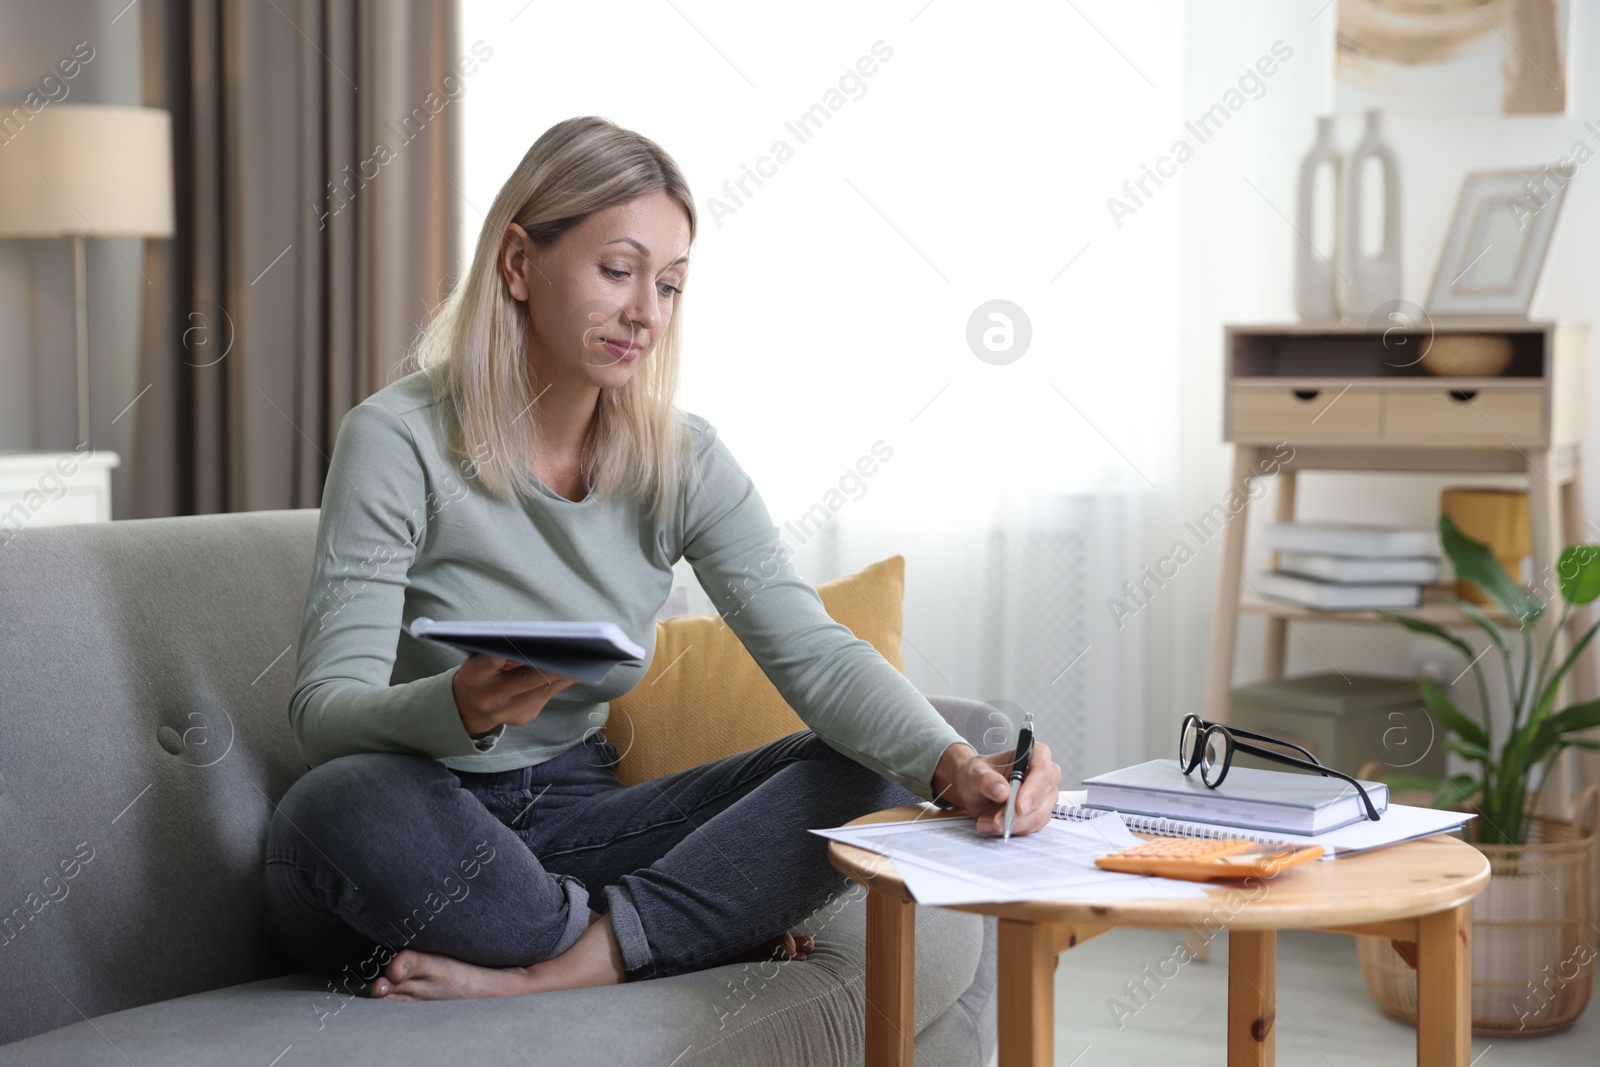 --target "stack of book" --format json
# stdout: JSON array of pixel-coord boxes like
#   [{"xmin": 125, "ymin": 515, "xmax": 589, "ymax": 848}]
[
  {"xmin": 1082, "ymin": 758, "xmax": 1389, "ymax": 834},
  {"xmin": 1068, "ymin": 759, "xmax": 1472, "ymax": 854},
  {"xmin": 1255, "ymin": 522, "xmax": 1440, "ymax": 610}
]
